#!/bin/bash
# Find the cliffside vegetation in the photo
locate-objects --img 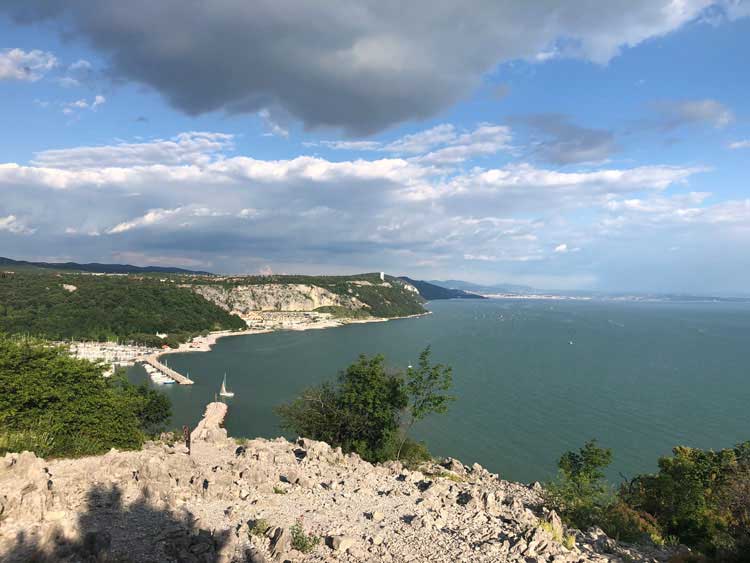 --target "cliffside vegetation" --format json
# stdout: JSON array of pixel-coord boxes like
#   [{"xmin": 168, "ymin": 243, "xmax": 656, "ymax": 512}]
[
  {"xmin": 276, "ymin": 347, "xmax": 453, "ymax": 465},
  {"xmin": 313, "ymin": 305, "xmax": 372, "ymax": 319},
  {"xmin": 546, "ymin": 440, "xmax": 750, "ymax": 562},
  {"xmin": 196, "ymin": 273, "xmax": 426, "ymax": 318},
  {"xmin": 0, "ymin": 334, "xmax": 171, "ymax": 457},
  {"xmin": 0, "ymin": 272, "xmax": 246, "ymax": 344}
]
